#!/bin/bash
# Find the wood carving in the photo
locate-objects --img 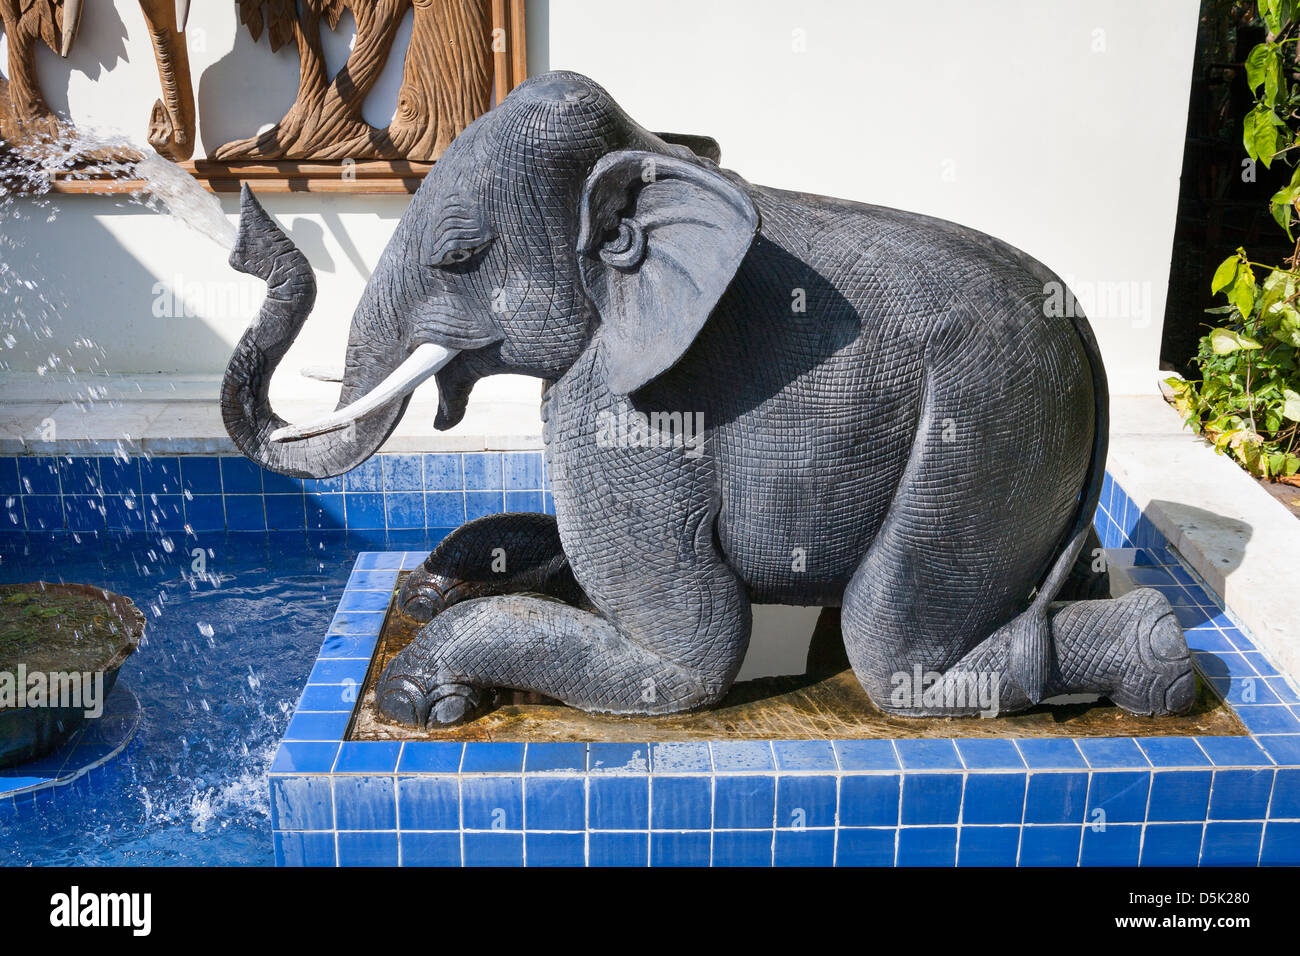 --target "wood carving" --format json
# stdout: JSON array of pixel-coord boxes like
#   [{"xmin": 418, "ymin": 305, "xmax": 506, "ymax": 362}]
[
  {"xmin": 214, "ymin": 0, "xmax": 496, "ymax": 162},
  {"xmin": 0, "ymin": 0, "xmax": 83, "ymax": 153},
  {"xmin": 139, "ymin": 0, "xmax": 195, "ymax": 162}
]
